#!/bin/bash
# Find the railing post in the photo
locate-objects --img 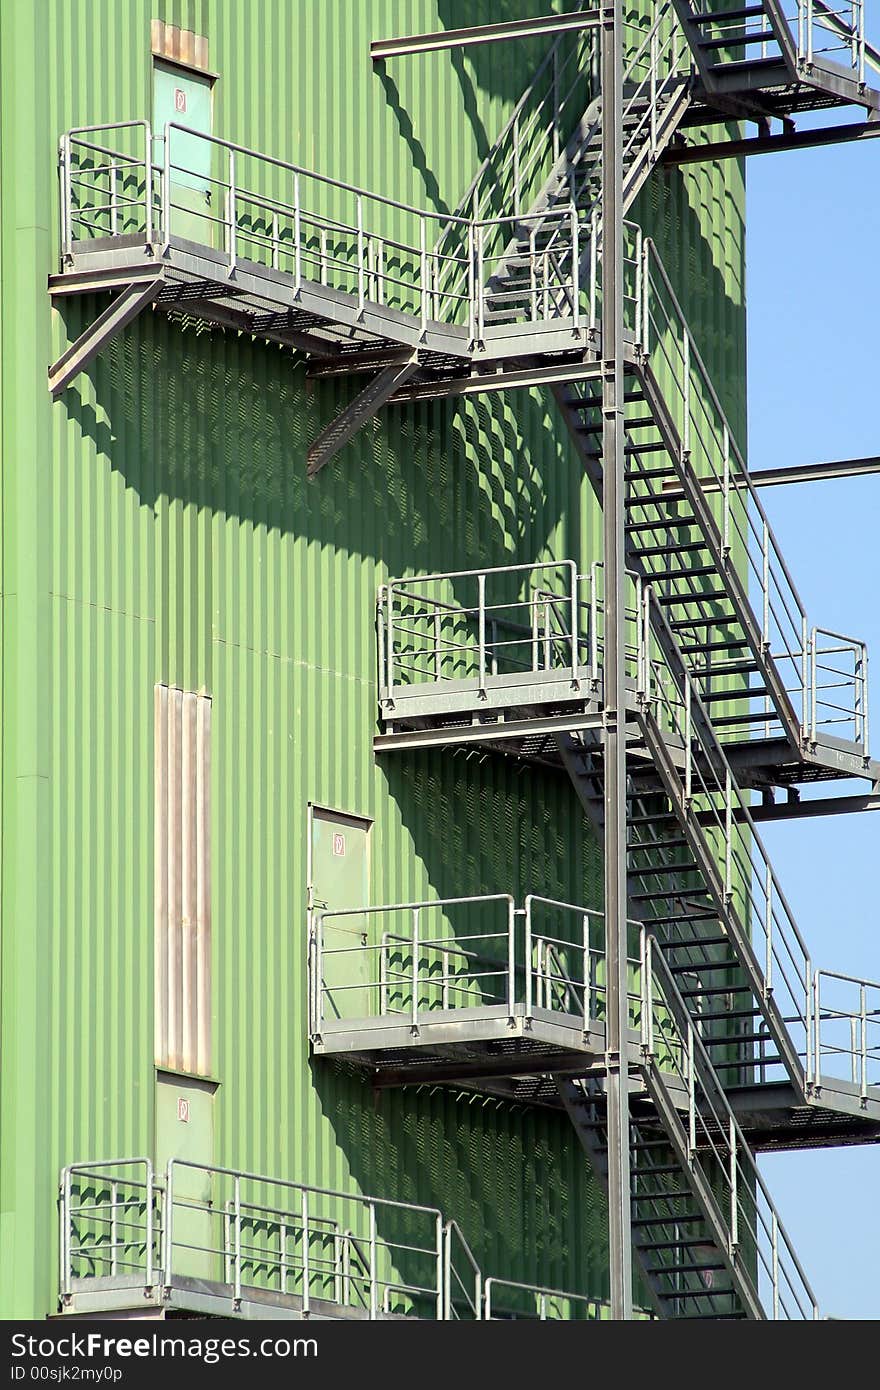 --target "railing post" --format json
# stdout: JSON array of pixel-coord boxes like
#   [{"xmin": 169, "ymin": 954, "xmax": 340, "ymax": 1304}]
[
  {"xmin": 524, "ymin": 898, "xmax": 533, "ymax": 1022},
  {"xmin": 357, "ymin": 196, "xmax": 366, "ymax": 313},
  {"xmin": 641, "ymin": 239, "xmax": 650, "ymax": 354},
  {"xmin": 60, "ymin": 1169, "xmax": 72, "ymax": 1298},
  {"xmin": 301, "ymin": 1188, "xmax": 310, "ymax": 1317},
  {"xmin": 813, "ymin": 971, "xmax": 822, "ymax": 1085},
  {"xmin": 467, "ymin": 219, "xmax": 476, "ymax": 343},
  {"xmin": 802, "ymin": 614, "xmax": 809, "ymax": 736},
  {"xmin": 233, "ymin": 1174, "xmax": 242, "ymax": 1308},
  {"xmin": 772, "ymin": 1212, "xmax": 780, "ymax": 1319},
  {"xmin": 227, "ymin": 149, "xmax": 236, "ymax": 272},
  {"xmin": 805, "ymin": 957, "xmax": 813, "ymax": 1084},
  {"xmin": 315, "ymin": 914, "xmax": 324, "ymax": 1037},
  {"xmin": 684, "ymin": 673, "xmax": 692, "ymax": 805},
  {"xmin": 583, "ymin": 911, "xmax": 591, "ymax": 1034},
  {"xmin": 764, "ymin": 864, "xmax": 773, "ymax": 997},
  {"xmin": 807, "ymin": 0, "xmax": 814, "ymax": 65},
  {"xmin": 110, "ymin": 1180, "xmax": 118, "ymax": 1275},
  {"xmin": 721, "ymin": 425, "xmax": 731, "ymax": 557},
  {"xmin": 145, "ymin": 1161, "xmax": 154, "ymax": 1288},
  {"xmin": 724, "ymin": 769, "xmax": 733, "ymax": 900},
  {"xmin": 589, "ymin": 209, "xmax": 598, "ymax": 331},
  {"xmin": 294, "ymin": 172, "xmax": 302, "ymax": 290},
  {"xmin": 687, "ymin": 1020, "xmax": 696, "ymax": 1155},
  {"xmin": 569, "ymin": 562, "xmax": 579, "ymax": 684},
  {"xmin": 513, "ymin": 114, "xmax": 521, "ymax": 218},
  {"xmin": 411, "ymin": 907, "xmax": 420, "ymax": 1035},
  {"xmin": 163, "ymin": 1161, "xmax": 174, "ymax": 1293},
  {"xmin": 507, "ymin": 899, "xmax": 516, "ymax": 1023},
  {"xmin": 860, "ymin": 982, "xmax": 868, "ymax": 1098},
  {"xmin": 552, "ymin": 46, "xmax": 560, "ymax": 164},
  {"xmin": 590, "ymin": 564, "xmax": 599, "ymax": 684},
  {"xmin": 650, "ymin": 25, "xmax": 657, "ymax": 152},
  {"xmin": 728, "ymin": 1116, "xmax": 739, "ymax": 1252},
  {"xmin": 433, "ymin": 607, "xmax": 442, "ymax": 680},
  {"xmin": 162, "ymin": 125, "xmax": 171, "ymax": 252},
  {"xmin": 420, "ymin": 217, "xmax": 428, "ymax": 332},
  {"xmin": 143, "ymin": 123, "xmax": 153, "ymax": 248},
  {"xmin": 571, "ymin": 204, "xmax": 580, "ymax": 335},
  {"xmin": 477, "ymin": 573, "xmax": 487, "ymax": 696},
  {"xmin": 761, "ymin": 523, "xmax": 770, "ymax": 650},
  {"xmin": 809, "ymin": 626, "xmax": 818, "ymax": 741},
  {"xmin": 368, "ymin": 1204, "xmax": 378, "ymax": 1320},
  {"xmin": 436, "ymin": 1215, "xmax": 445, "ymax": 1320},
  {"xmin": 386, "ymin": 583, "xmax": 396, "ymax": 699},
  {"xmin": 476, "ymin": 223, "xmax": 485, "ymax": 342},
  {"xmin": 682, "ymin": 329, "xmax": 690, "ymax": 459}
]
